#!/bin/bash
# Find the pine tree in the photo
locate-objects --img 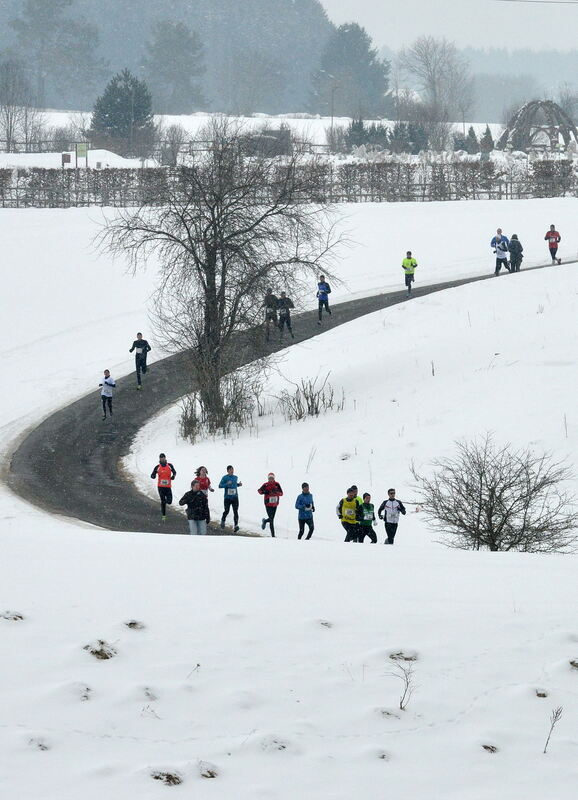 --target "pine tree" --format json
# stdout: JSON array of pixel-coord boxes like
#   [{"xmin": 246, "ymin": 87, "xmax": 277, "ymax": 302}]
[
  {"xmin": 143, "ymin": 21, "xmax": 206, "ymax": 114},
  {"xmin": 480, "ymin": 124, "xmax": 495, "ymax": 153},
  {"xmin": 91, "ymin": 70, "xmax": 155, "ymax": 156},
  {"xmin": 453, "ymin": 132, "xmax": 468, "ymax": 151},
  {"xmin": 311, "ymin": 23, "xmax": 391, "ymax": 118},
  {"xmin": 466, "ymin": 126, "xmax": 480, "ymax": 154}
]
